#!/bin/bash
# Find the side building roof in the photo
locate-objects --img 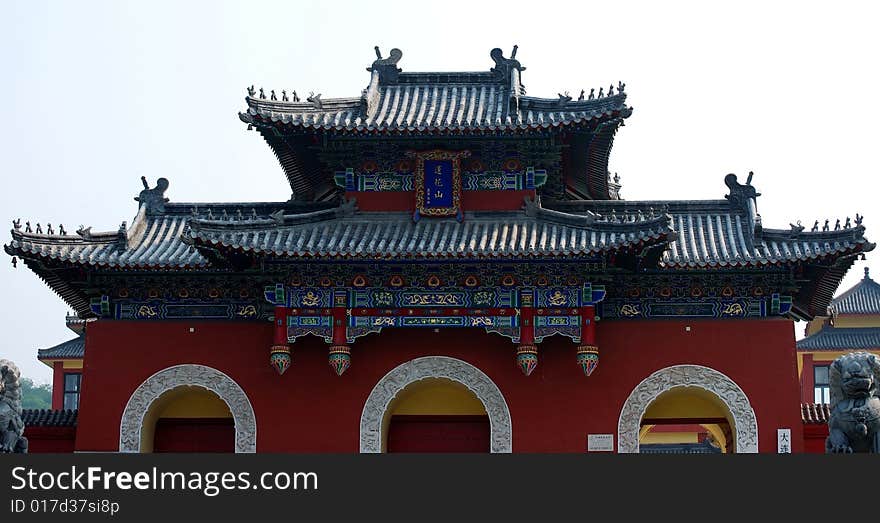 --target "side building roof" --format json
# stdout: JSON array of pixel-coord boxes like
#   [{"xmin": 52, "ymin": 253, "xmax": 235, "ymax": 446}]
[
  {"xmin": 828, "ymin": 268, "xmax": 880, "ymax": 315},
  {"xmin": 796, "ymin": 326, "xmax": 880, "ymax": 351},
  {"xmin": 37, "ymin": 334, "xmax": 85, "ymax": 360}
]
